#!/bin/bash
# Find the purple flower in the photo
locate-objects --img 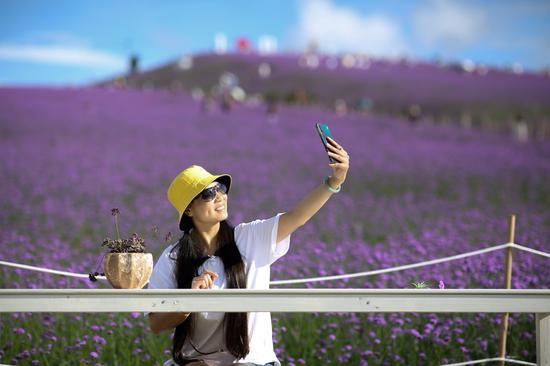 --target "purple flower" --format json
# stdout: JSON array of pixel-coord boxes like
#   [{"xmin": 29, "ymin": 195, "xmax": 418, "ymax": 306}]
[
  {"xmin": 17, "ymin": 350, "xmax": 31, "ymax": 358},
  {"xmin": 393, "ymin": 318, "xmax": 405, "ymax": 326},
  {"xmin": 480, "ymin": 339, "xmax": 488, "ymax": 351},
  {"xmin": 409, "ymin": 329, "xmax": 422, "ymax": 339},
  {"xmin": 93, "ymin": 335, "xmax": 106, "ymax": 345},
  {"xmin": 89, "ymin": 352, "xmax": 99, "ymax": 359},
  {"xmin": 521, "ymin": 331, "xmax": 533, "ymax": 340},
  {"xmin": 439, "ymin": 280, "xmax": 445, "ymax": 289}
]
